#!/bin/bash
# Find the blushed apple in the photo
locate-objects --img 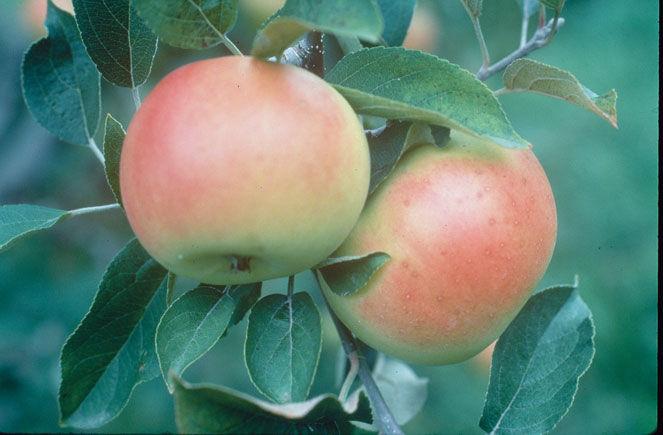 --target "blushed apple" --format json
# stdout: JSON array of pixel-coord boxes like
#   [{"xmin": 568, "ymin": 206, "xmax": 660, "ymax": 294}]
[
  {"xmin": 322, "ymin": 131, "xmax": 556, "ymax": 365},
  {"xmin": 121, "ymin": 56, "xmax": 370, "ymax": 285}
]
